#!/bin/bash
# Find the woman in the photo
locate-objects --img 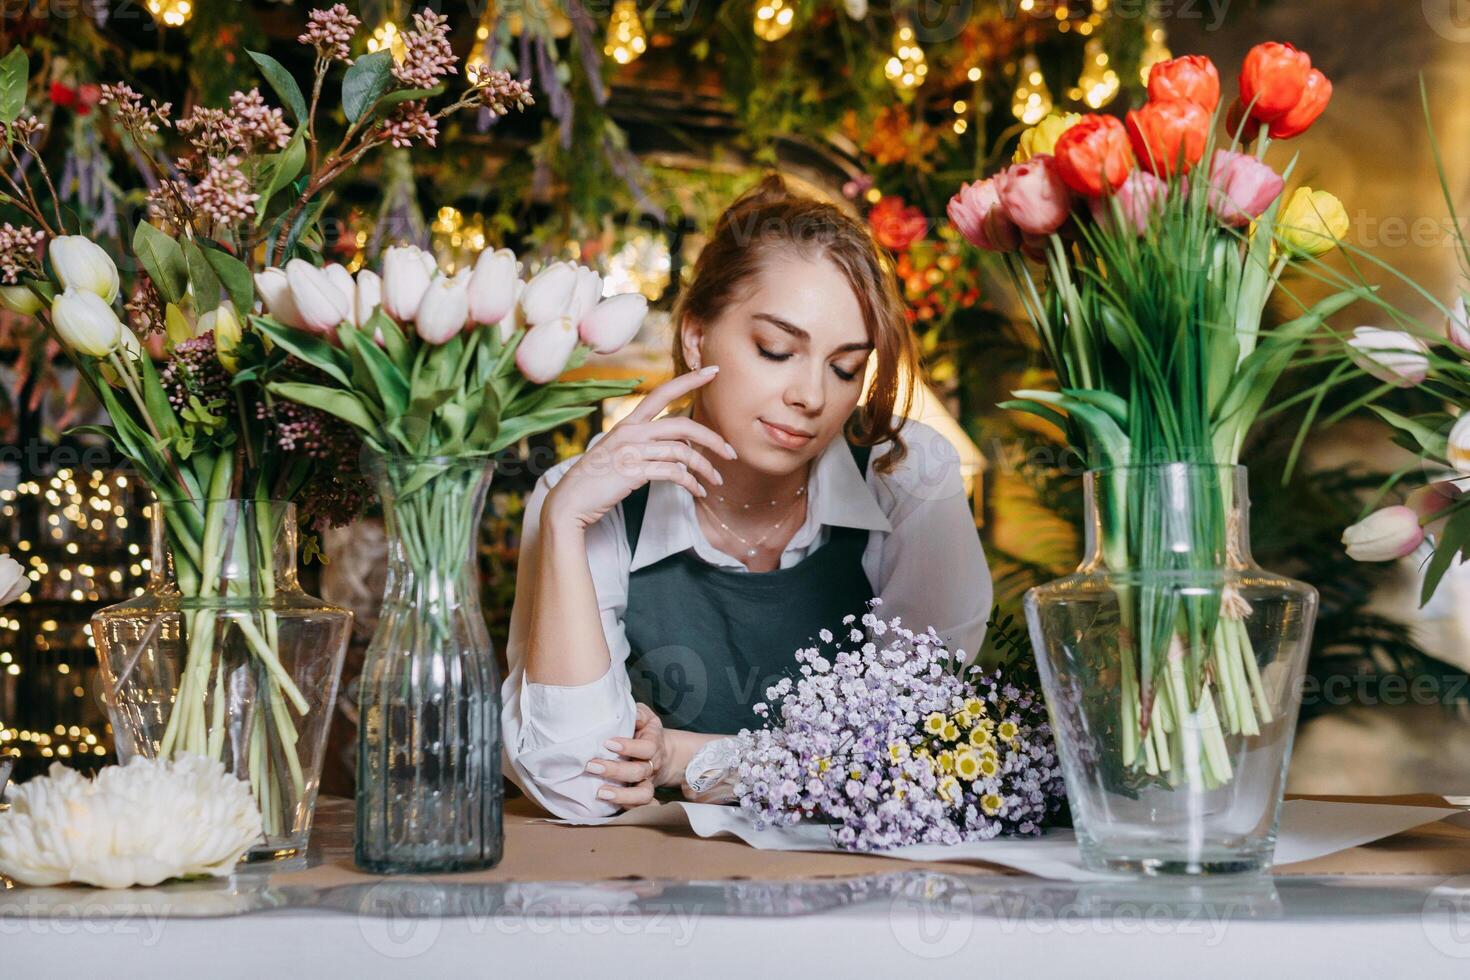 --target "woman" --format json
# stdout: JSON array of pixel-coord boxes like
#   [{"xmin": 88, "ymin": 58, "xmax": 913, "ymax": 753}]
[{"xmin": 502, "ymin": 176, "xmax": 992, "ymax": 818}]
